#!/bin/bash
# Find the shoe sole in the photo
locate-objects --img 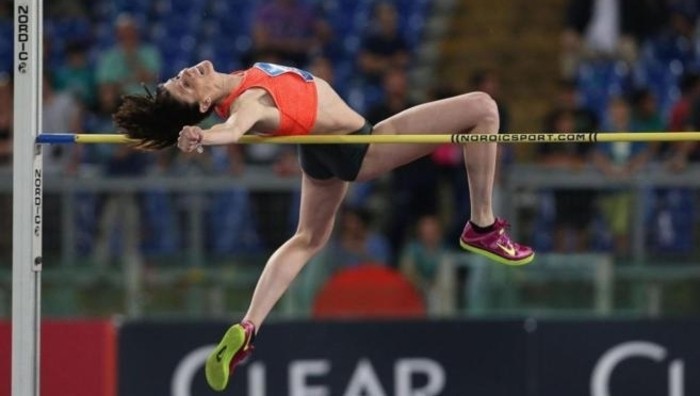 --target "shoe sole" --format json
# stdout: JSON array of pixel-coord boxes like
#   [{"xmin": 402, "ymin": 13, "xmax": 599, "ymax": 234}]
[
  {"xmin": 206, "ymin": 324, "xmax": 246, "ymax": 392},
  {"xmin": 459, "ymin": 239, "xmax": 535, "ymax": 266}
]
